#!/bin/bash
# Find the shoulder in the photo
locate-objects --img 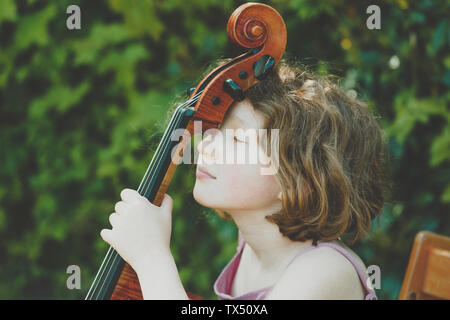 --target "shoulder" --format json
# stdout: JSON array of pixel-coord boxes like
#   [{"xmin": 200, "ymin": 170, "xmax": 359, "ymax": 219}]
[{"xmin": 266, "ymin": 243, "xmax": 365, "ymax": 300}]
